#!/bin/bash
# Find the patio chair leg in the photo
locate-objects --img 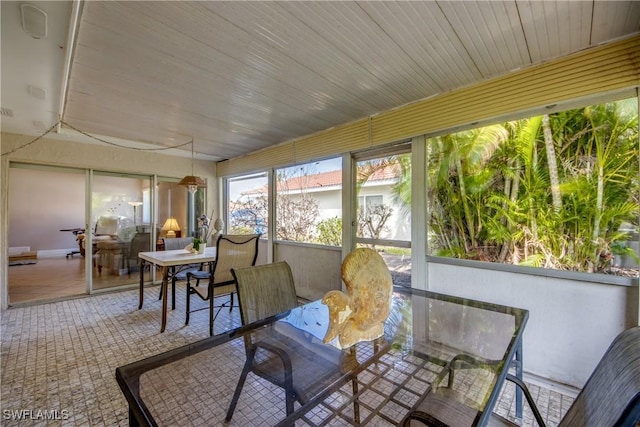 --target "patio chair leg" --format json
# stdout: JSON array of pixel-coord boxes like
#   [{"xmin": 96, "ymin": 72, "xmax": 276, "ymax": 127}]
[
  {"xmin": 505, "ymin": 374, "xmax": 546, "ymax": 427},
  {"xmin": 209, "ymin": 286, "xmax": 214, "ymax": 336},
  {"xmin": 225, "ymin": 347, "xmax": 256, "ymax": 422},
  {"xmin": 185, "ymin": 278, "xmax": 191, "ymax": 325},
  {"xmin": 171, "ymin": 276, "xmax": 176, "ymax": 310},
  {"xmin": 284, "ymin": 365, "xmax": 295, "ymax": 416}
]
